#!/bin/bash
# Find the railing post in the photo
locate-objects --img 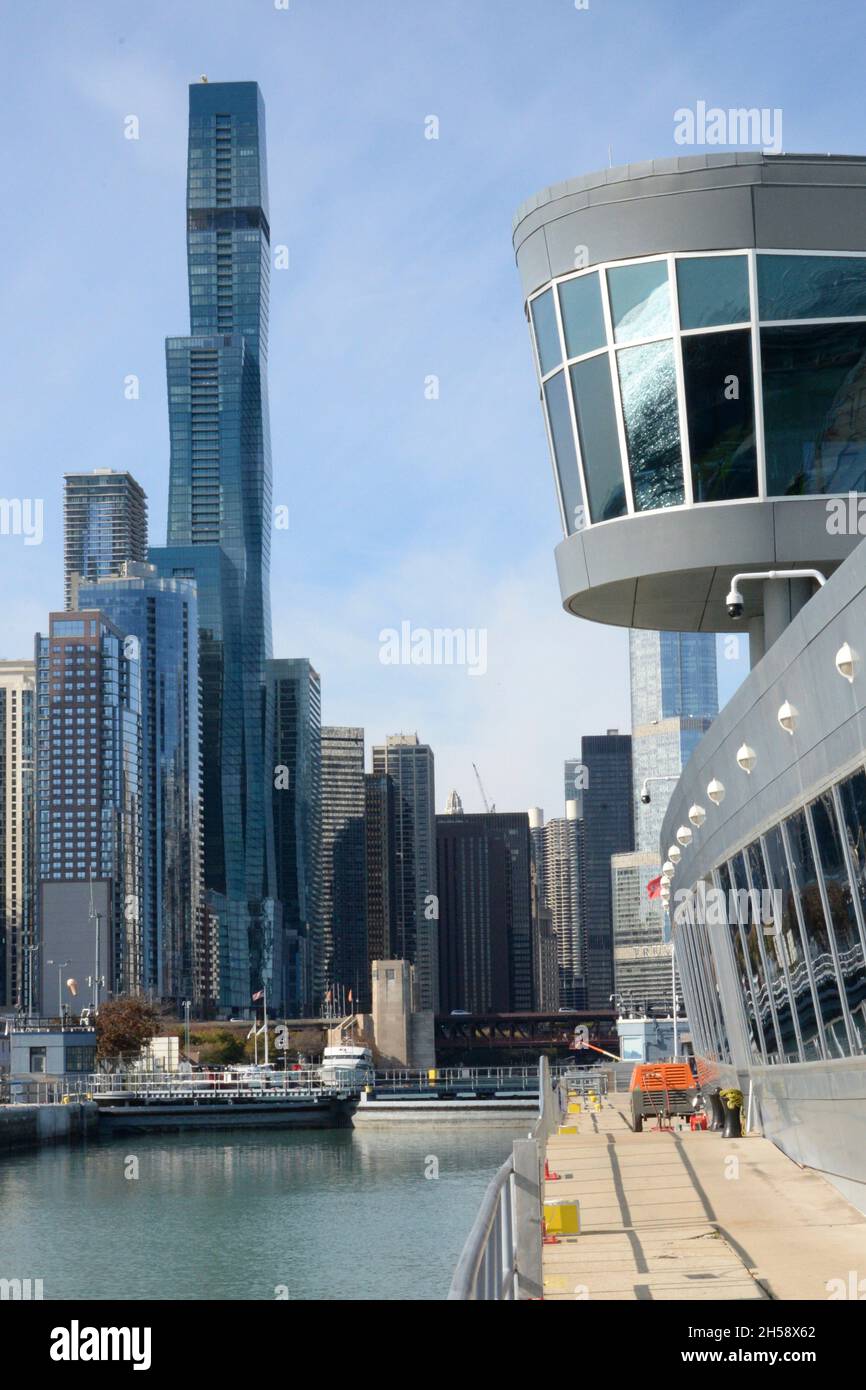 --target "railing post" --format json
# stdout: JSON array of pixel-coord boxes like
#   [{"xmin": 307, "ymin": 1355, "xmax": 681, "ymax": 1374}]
[{"xmin": 512, "ymin": 1138, "xmax": 543, "ymax": 1300}]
